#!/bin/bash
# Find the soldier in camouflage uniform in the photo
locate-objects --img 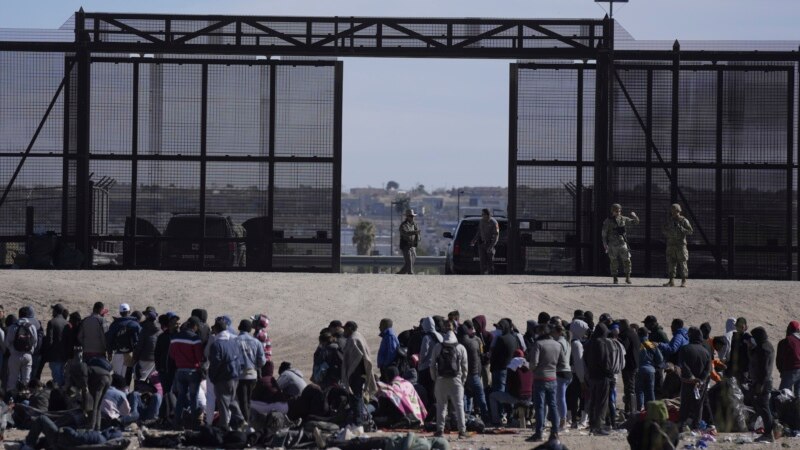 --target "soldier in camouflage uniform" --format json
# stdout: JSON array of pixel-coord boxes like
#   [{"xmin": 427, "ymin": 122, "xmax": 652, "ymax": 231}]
[
  {"xmin": 397, "ymin": 209, "xmax": 421, "ymax": 275},
  {"xmin": 662, "ymin": 203, "xmax": 693, "ymax": 287},
  {"xmin": 601, "ymin": 203, "xmax": 639, "ymax": 284}
]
